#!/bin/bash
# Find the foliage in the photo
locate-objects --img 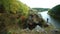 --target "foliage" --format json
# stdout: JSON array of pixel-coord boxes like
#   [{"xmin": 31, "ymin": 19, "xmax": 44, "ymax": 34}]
[
  {"xmin": 0, "ymin": 0, "xmax": 29, "ymax": 34},
  {"xmin": 48, "ymin": 5, "xmax": 60, "ymax": 18},
  {"xmin": 32, "ymin": 8, "xmax": 50, "ymax": 12},
  {"xmin": 51, "ymin": 5, "xmax": 60, "ymax": 16},
  {"xmin": 0, "ymin": 0, "xmax": 29, "ymax": 16}
]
